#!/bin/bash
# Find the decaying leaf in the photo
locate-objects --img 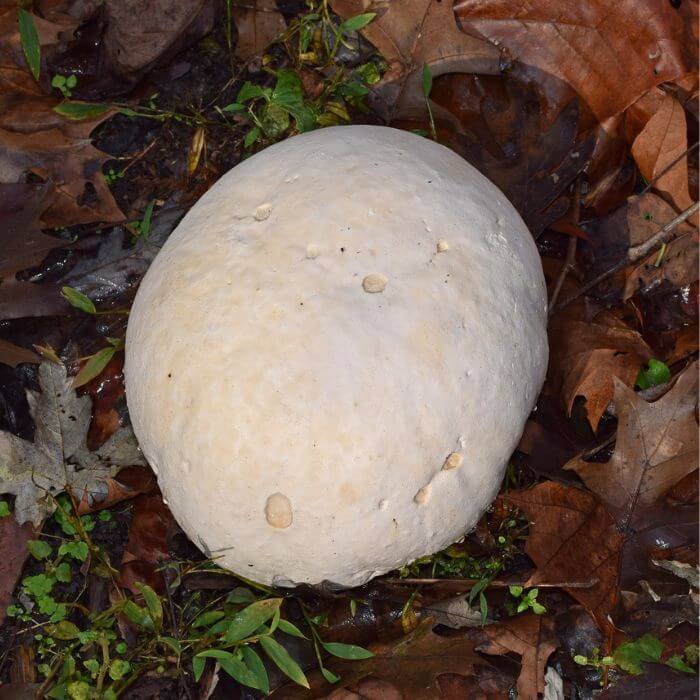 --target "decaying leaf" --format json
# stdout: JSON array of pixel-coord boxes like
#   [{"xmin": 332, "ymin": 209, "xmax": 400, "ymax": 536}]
[
  {"xmin": 0, "ymin": 515, "xmax": 35, "ymax": 626},
  {"xmin": 0, "ymin": 339, "xmax": 40, "ymax": 368},
  {"xmin": 547, "ymin": 309, "xmax": 652, "ymax": 430},
  {"xmin": 454, "ymin": 0, "xmax": 698, "ymax": 124},
  {"xmin": 503, "ymin": 482, "xmax": 624, "ymax": 638},
  {"xmin": 329, "ymin": 0, "xmax": 501, "ymax": 122},
  {"xmin": 476, "ymin": 614, "xmax": 559, "ymax": 699},
  {"xmin": 565, "ymin": 362, "xmax": 699, "ymax": 527},
  {"xmin": 0, "ymin": 362, "xmax": 145, "ymax": 527},
  {"xmin": 631, "ymin": 94, "xmax": 694, "ymax": 215},
  {"xmin": 232, "ymin": 0, "xmax": 286, "ymax": 61}
]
